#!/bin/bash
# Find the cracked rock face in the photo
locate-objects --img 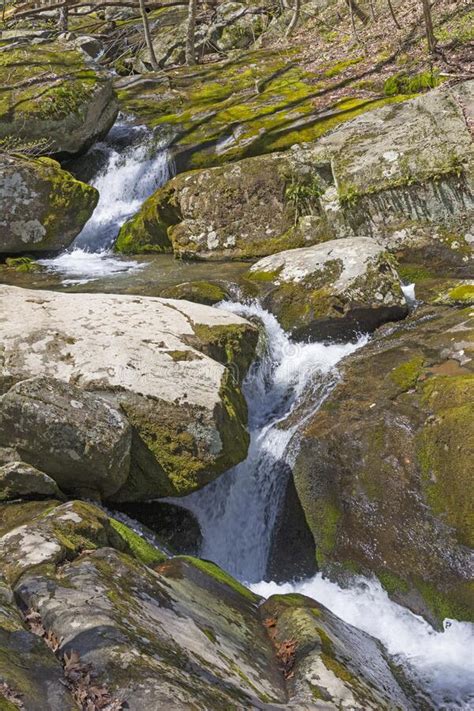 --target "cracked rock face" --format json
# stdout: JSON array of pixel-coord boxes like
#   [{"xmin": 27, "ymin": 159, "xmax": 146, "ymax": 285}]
[
  {"xmin": 0, "ymin": 286, "xmax": 258, "ymax": 500},
  {"xmin": 247, "ymin": 236, "xmax": 408, "ymax": 341}
]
